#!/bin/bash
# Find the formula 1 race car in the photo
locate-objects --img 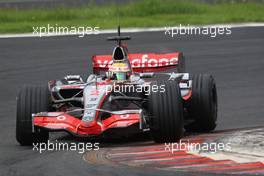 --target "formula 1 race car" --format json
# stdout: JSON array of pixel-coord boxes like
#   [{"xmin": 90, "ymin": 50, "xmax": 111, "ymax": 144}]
[{"xmin": 16, "ymin": 27, "xmax": 217, "ymax": 145}]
